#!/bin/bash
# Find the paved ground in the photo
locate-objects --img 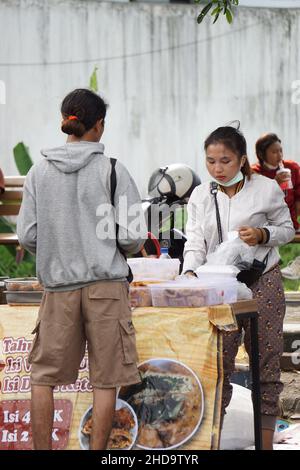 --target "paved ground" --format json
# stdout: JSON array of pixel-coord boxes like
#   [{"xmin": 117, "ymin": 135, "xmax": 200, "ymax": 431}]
[
  {"xmin": 280, "ymin": 299, "xmax": 300, "ymax": 420},
  {"xmin": 285, "ymin": 300, "xmax": 300, "ymax": 324},
  {"xmin": 234, "ymin": 298, "xmax": 300, "ymax": 421}
]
